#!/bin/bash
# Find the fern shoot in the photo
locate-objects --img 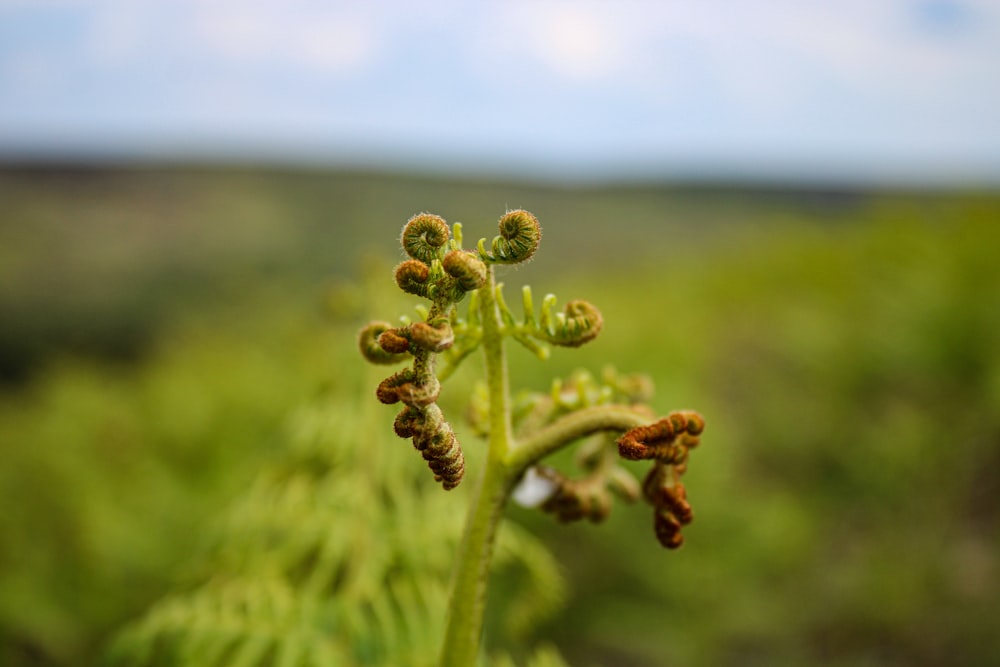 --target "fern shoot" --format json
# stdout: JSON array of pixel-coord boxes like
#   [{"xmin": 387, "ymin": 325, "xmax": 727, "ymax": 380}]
[{"xmin": 359, "ymin": 210, "xmax": 706, "ymax": 665}]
